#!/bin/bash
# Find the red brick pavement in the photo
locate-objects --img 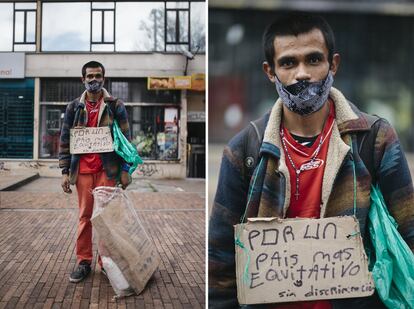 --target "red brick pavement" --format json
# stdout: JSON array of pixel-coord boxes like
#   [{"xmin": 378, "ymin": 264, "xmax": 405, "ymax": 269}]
[{"xmin": 0, "ymin": 191, "xmax": 205, "ymax": 309}]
